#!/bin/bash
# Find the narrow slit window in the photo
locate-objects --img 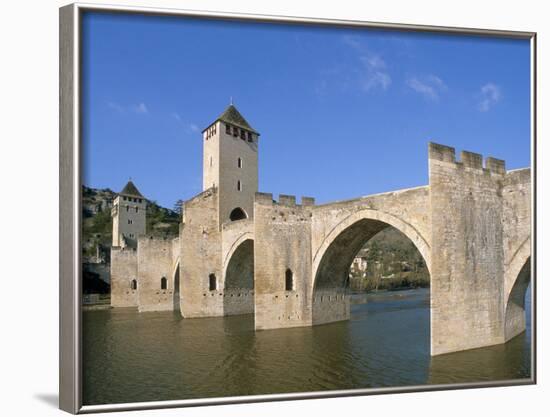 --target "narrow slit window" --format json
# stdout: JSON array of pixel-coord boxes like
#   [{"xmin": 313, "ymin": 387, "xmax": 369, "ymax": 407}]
[
  {"xmin": 285, "ymin": 269, "xmax": 293, "ymax": 291},
  {"xmin": 131, "ymin": 279, "xmax": 137, "ymax": 290},
  {"xmin": 237, "ymin": 157, "xmax": 242, "ymax": 168},
  {"xmin": 209, "ymin": 274, "xmax": 217, "ymax": 291},
  {"xmin": 161, "ymin": 277, "xmax": 167, "ymax": 290},
  {"xmin": 237, "ymin": 180, "xmax": 242, "ymax": 191}
]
